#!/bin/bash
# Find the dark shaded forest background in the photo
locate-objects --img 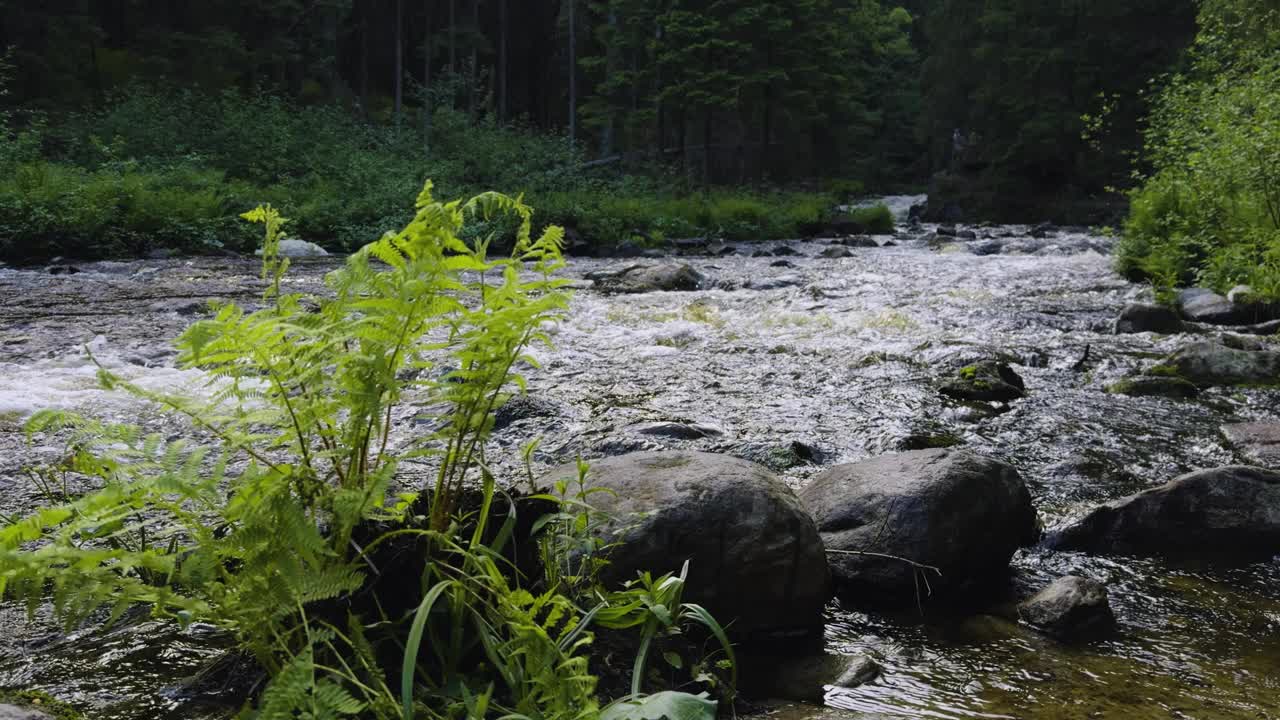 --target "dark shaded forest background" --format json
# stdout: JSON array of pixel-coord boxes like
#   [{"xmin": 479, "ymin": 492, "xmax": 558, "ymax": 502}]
[{"xmin": 0, "ymin": 1, "xmax": 1203, "ymax": 257}]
